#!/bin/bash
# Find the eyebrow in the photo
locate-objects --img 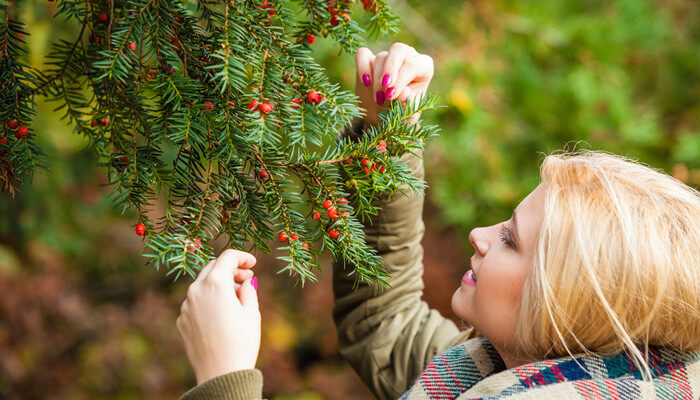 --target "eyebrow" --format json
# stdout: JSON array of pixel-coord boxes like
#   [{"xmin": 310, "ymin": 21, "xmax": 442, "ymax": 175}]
[{"xmin": 512, "ymin": 209, "xmax": 522, "ymax": 249}]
